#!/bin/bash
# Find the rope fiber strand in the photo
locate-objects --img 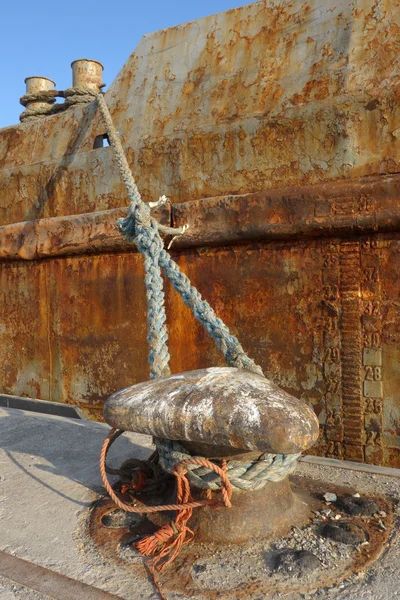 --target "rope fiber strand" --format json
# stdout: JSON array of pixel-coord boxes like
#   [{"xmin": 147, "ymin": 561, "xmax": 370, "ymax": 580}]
[{"xmin": 157, "ymin": 438, "xmax": 300, "ymax": 492}]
